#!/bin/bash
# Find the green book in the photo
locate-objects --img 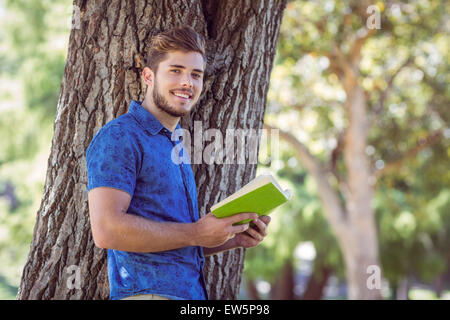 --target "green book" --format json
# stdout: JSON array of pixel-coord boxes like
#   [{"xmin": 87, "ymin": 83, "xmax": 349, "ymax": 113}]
[{"xmin": 211, "ymin": 174, "xmax": 292, "ymax": 225}]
